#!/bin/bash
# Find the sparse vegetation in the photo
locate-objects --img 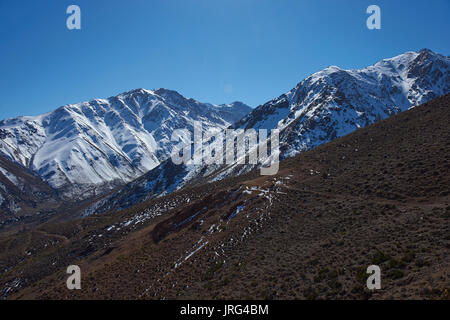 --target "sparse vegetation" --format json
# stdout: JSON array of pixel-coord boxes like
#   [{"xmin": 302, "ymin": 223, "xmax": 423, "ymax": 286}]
[{"xmin": 1, "ymin": 94, "xmax": 449, "ymax": 300}]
